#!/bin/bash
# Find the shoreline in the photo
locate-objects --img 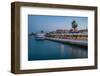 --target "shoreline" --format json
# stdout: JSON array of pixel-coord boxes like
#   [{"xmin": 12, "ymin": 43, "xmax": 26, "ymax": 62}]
[{"xmin": 45, "ymin": 37, "xmax": 88, "ymax": 48}]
